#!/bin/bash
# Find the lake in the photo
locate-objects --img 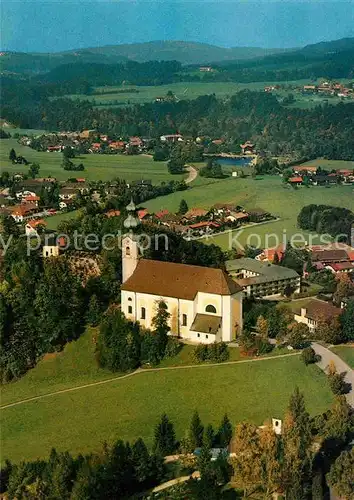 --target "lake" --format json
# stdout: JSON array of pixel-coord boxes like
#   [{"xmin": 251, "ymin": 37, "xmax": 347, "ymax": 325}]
[{"xmin": 217, "ymin": 157, "xmax": 253, "ymax": 167}]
